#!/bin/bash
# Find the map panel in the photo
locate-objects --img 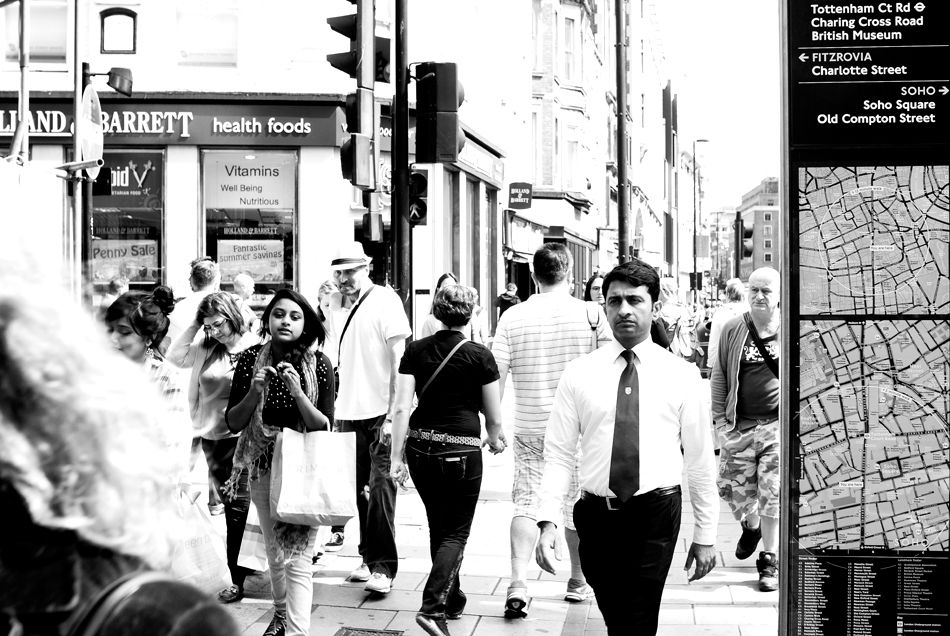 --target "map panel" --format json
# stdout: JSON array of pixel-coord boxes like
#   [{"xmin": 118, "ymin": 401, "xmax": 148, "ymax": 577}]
[
  {"xmin": 798, "ymin": 320, "xmax": 949, "ymax": 552},
  {"xmin": 798, "ymin": 166, "xmax": 949, "ymax": 315}
]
